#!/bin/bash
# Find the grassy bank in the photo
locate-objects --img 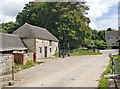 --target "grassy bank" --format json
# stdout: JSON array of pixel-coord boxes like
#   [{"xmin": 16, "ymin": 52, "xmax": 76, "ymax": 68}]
[
  {"xmin": 98, "ymin": 54, "xmax": 120, "ymax": 89},
  {"xmin": 98, "ymin": 63, "xmax": 110, "ymax": 89},
  {"xmin": 54, "ymin": 48, "xmax": 102, "ymax": 57},
  {"xmin": 70, "ymin": 48, "xmax": 102, "ymax": 56}
]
